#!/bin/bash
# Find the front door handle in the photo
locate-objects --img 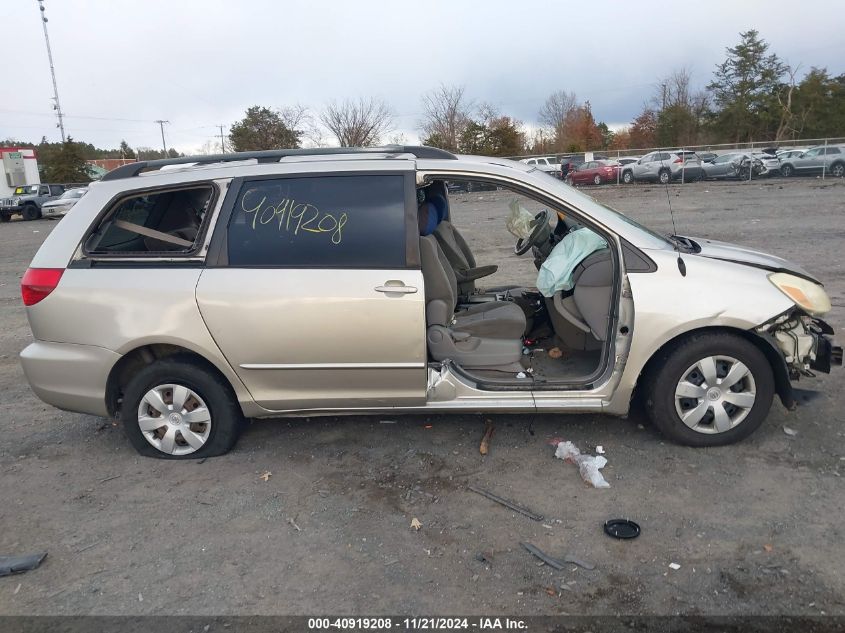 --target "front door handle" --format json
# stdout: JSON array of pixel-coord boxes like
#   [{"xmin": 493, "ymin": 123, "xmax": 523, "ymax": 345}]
[{"xmin": 375, "ymin": 283, "xmax": 417, "ymax": 294}]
